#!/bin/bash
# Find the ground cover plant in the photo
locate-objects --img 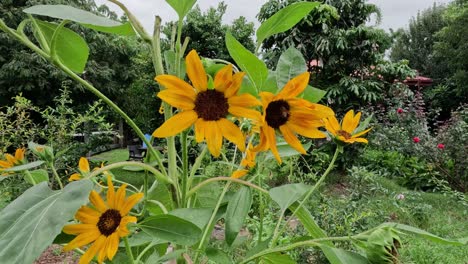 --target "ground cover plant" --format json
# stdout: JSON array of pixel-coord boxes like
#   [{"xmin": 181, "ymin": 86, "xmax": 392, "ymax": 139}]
[{"xmin": 0, "ymin": 1, "xmax": 466, "ymax": 264}]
